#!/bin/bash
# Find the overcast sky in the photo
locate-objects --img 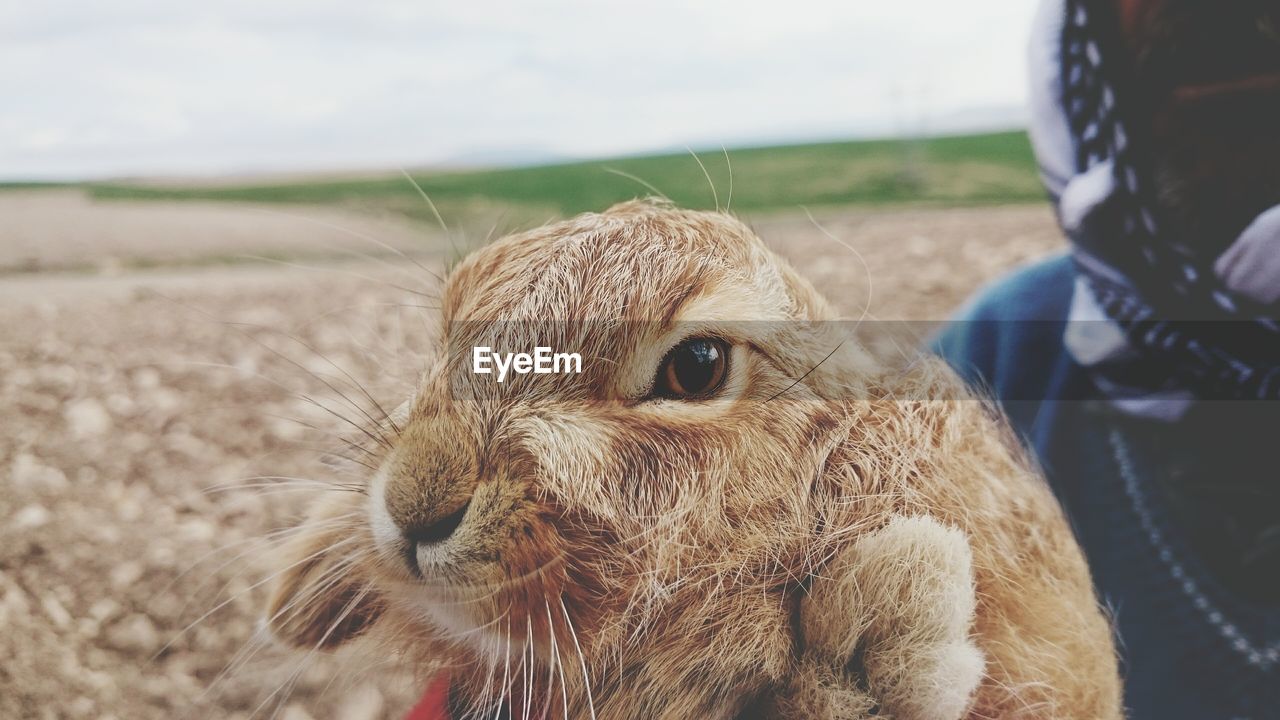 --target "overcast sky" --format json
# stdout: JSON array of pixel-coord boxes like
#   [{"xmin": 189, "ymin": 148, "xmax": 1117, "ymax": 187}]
[{"xmin": 1, "ymin": 0, "xmax": 1038, "ymax": 180}]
